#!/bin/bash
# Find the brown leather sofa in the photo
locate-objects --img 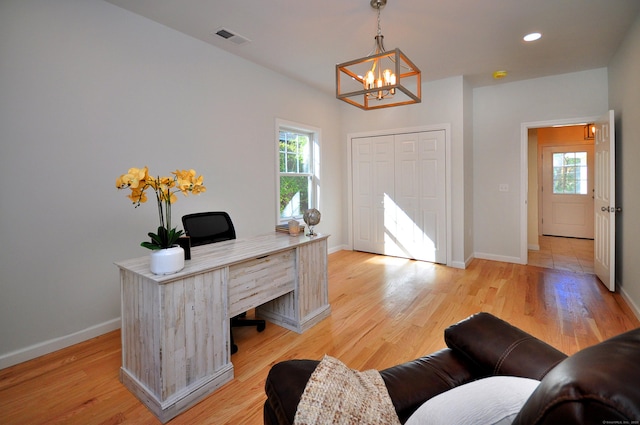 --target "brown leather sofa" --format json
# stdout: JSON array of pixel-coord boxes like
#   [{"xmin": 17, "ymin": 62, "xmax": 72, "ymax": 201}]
[{"xmin": 264, "ymin": 312, "xmax": 640, "ymax": 424}]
